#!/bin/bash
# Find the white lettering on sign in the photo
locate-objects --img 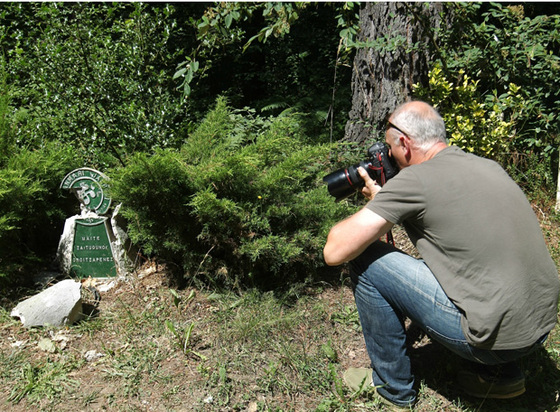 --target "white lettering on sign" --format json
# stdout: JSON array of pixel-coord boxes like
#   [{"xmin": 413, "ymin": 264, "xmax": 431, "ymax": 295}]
[
  {"xmin": 81, "ymin": 236, "xmax": 101, "ymax": 241},
  {"xmin": 74, "ymin": 257, "xmax": 114, "ymax": 263},
  {"xmin": 75, "ymin": 244, "xmax": 109, "ymax": 251}
]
